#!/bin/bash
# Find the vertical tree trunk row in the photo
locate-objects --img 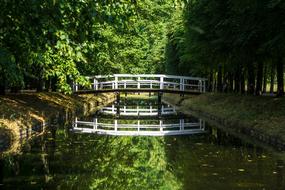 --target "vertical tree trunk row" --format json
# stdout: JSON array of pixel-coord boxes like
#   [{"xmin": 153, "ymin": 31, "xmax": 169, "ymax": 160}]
[
  {"xmin": 255, "ymin": 61, "xmax": 263, "ymax": 95},
  {"xmin": 276, "ymin": 57, "xmax": 284, "ymax": 96}
]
